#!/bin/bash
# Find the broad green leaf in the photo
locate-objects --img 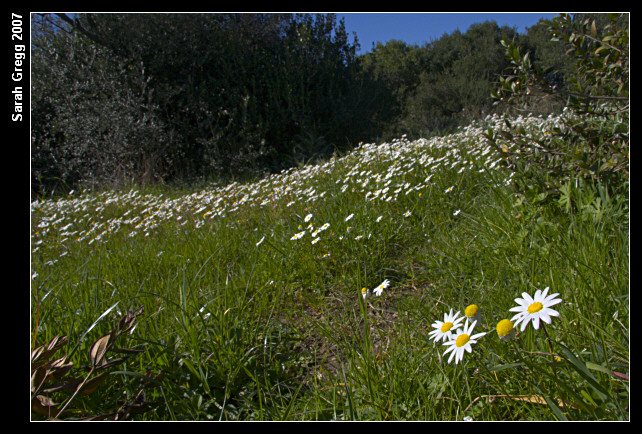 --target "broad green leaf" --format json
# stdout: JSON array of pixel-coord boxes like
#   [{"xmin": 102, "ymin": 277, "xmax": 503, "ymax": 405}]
[
  {"xmin": 543, "ymin": 395, "xmax": 568, "ymax": 420},
  {"xmin": 556, "ymin": 342, "xmax": 610, "ymax": 402},
  {"xmin": 586, "ymin": 361, "xmax": 628, "ymax": 380}
]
